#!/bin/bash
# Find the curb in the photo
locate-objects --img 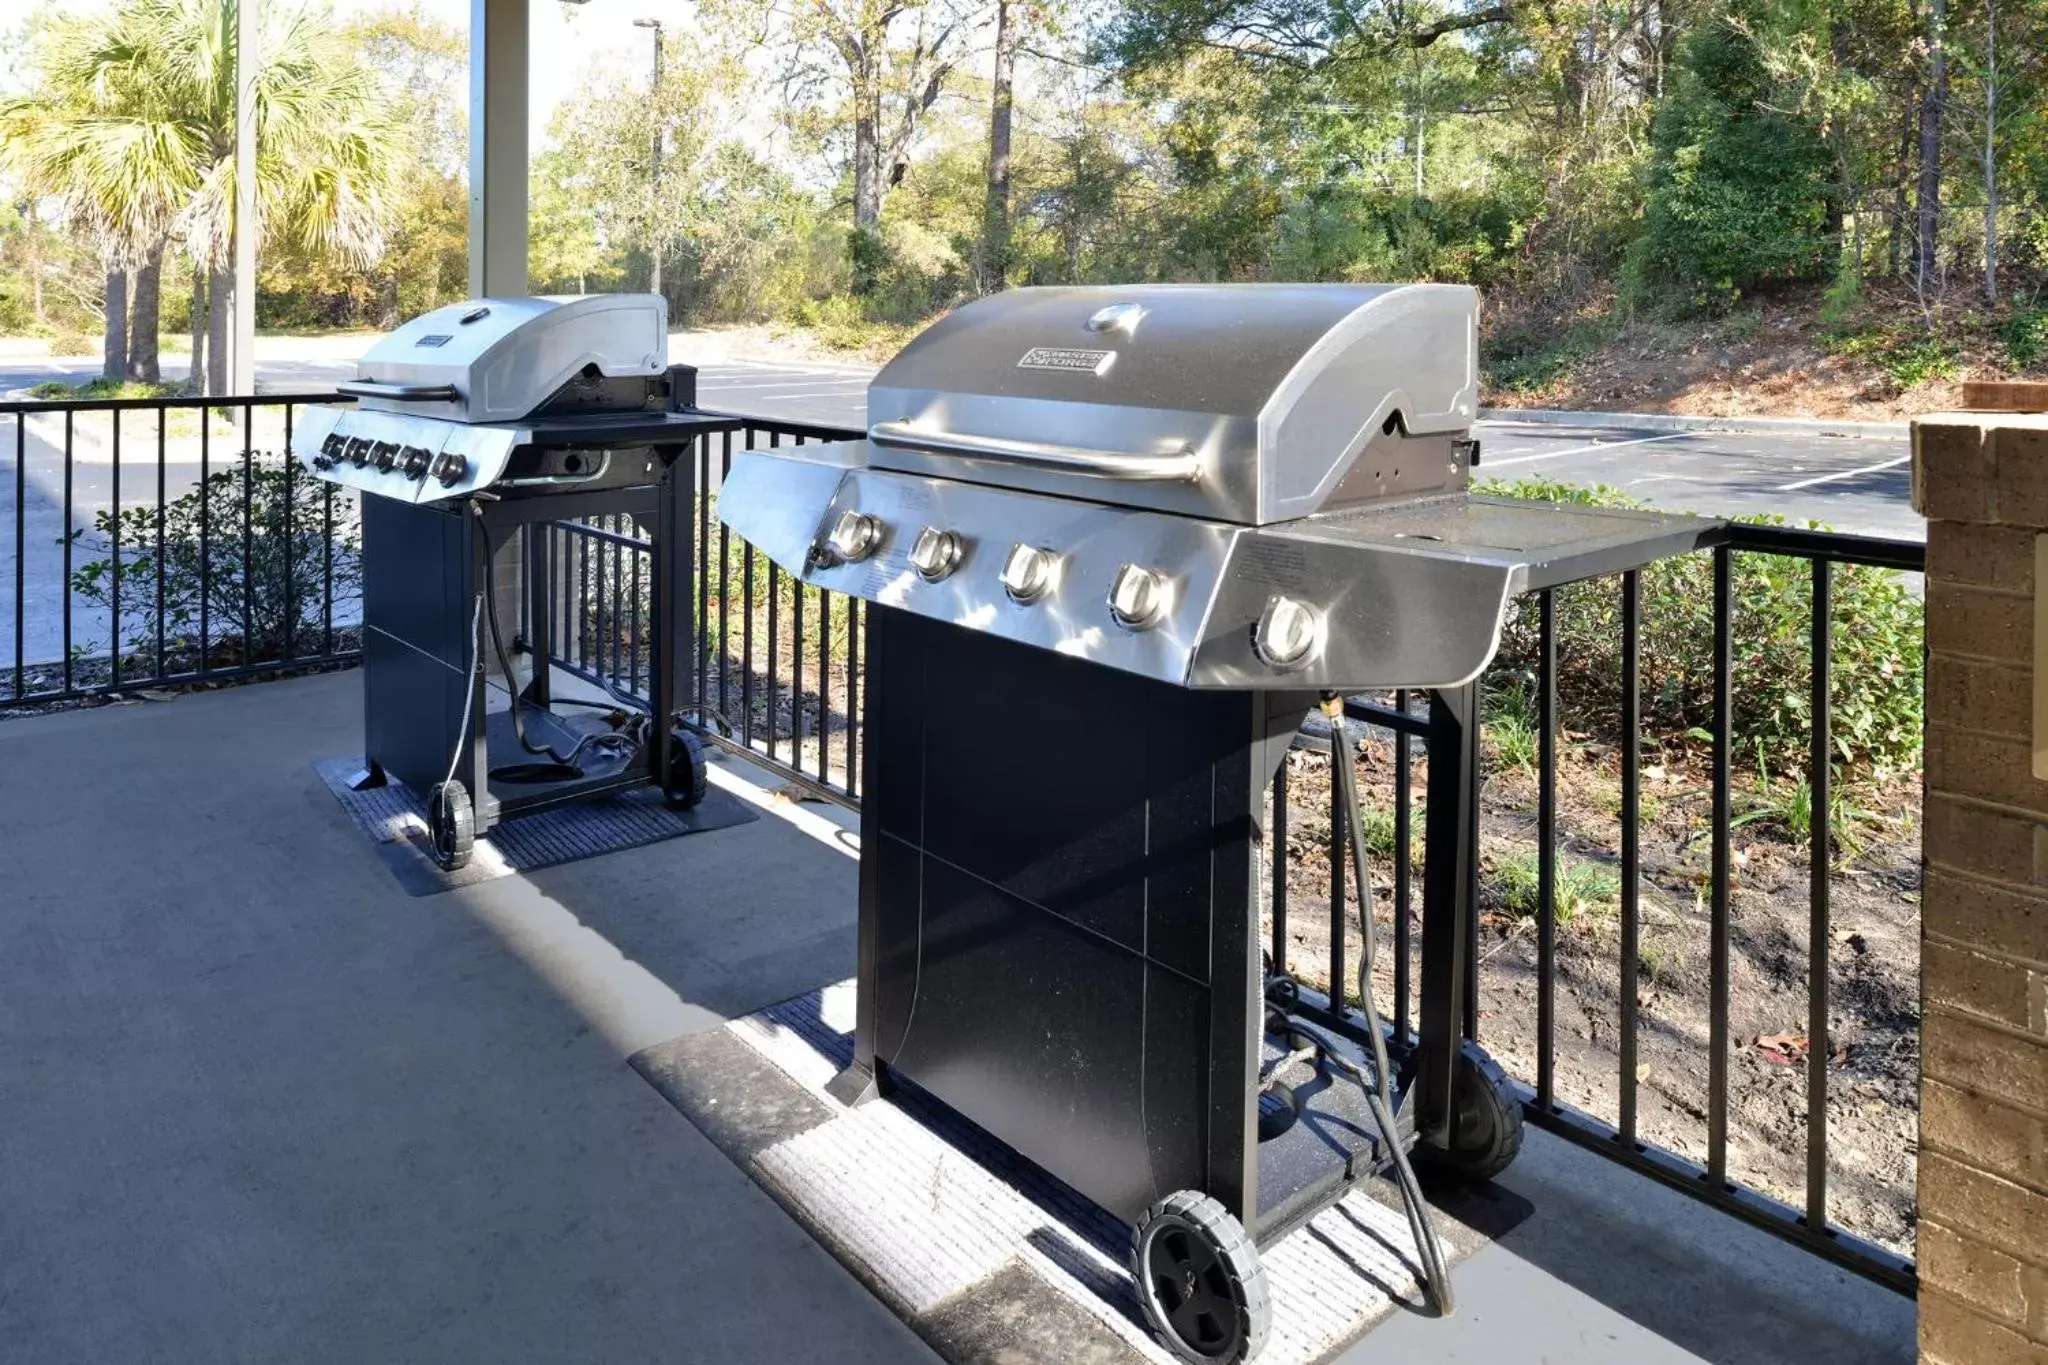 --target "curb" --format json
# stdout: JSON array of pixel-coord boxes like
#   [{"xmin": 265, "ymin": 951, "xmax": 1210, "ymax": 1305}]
[{"xmin": 1480, "ymin": 405, "xmax": 1908, "ymax": 441}]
